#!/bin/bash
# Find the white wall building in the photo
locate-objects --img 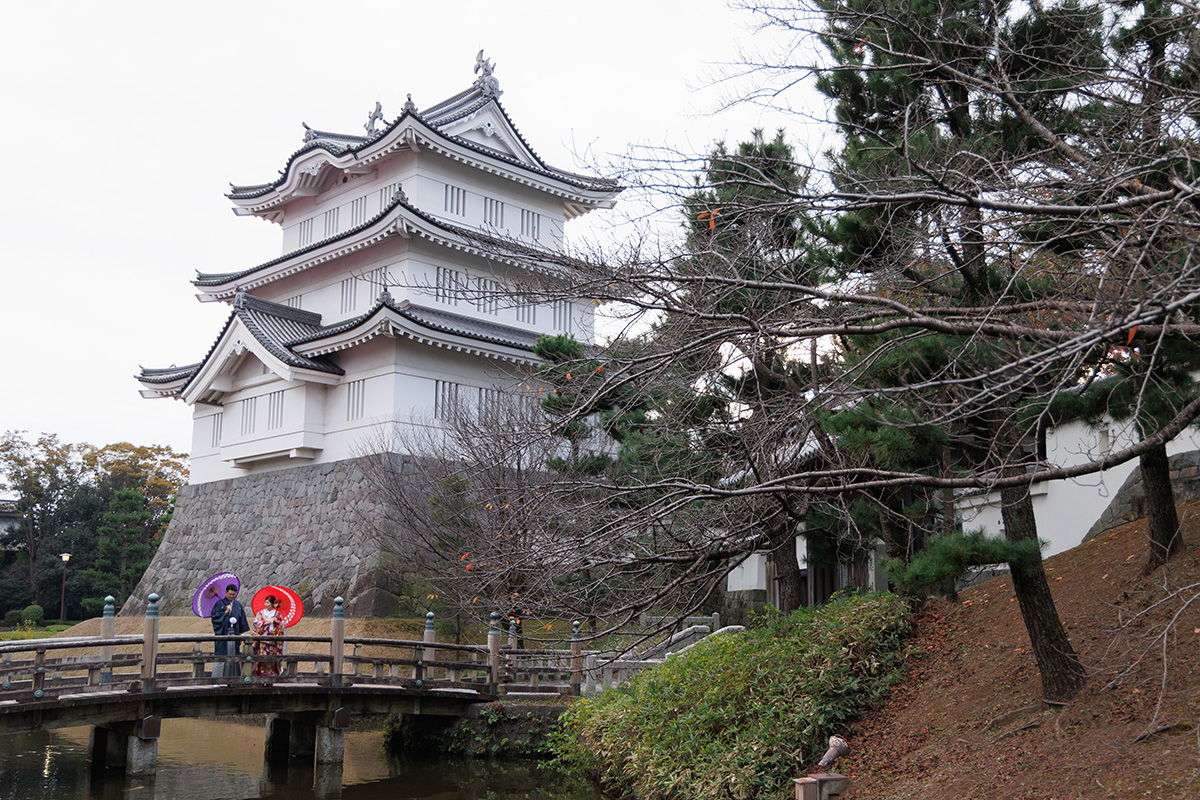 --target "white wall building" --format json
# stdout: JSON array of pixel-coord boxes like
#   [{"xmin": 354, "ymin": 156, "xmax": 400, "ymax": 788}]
[
  {"xmin": 138, "ymin": 55, "xmax": 618, "ymax": 485},
  {"xmin": 958, "ymin": 416, "xmax": 1200, "ymax": 558}
]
